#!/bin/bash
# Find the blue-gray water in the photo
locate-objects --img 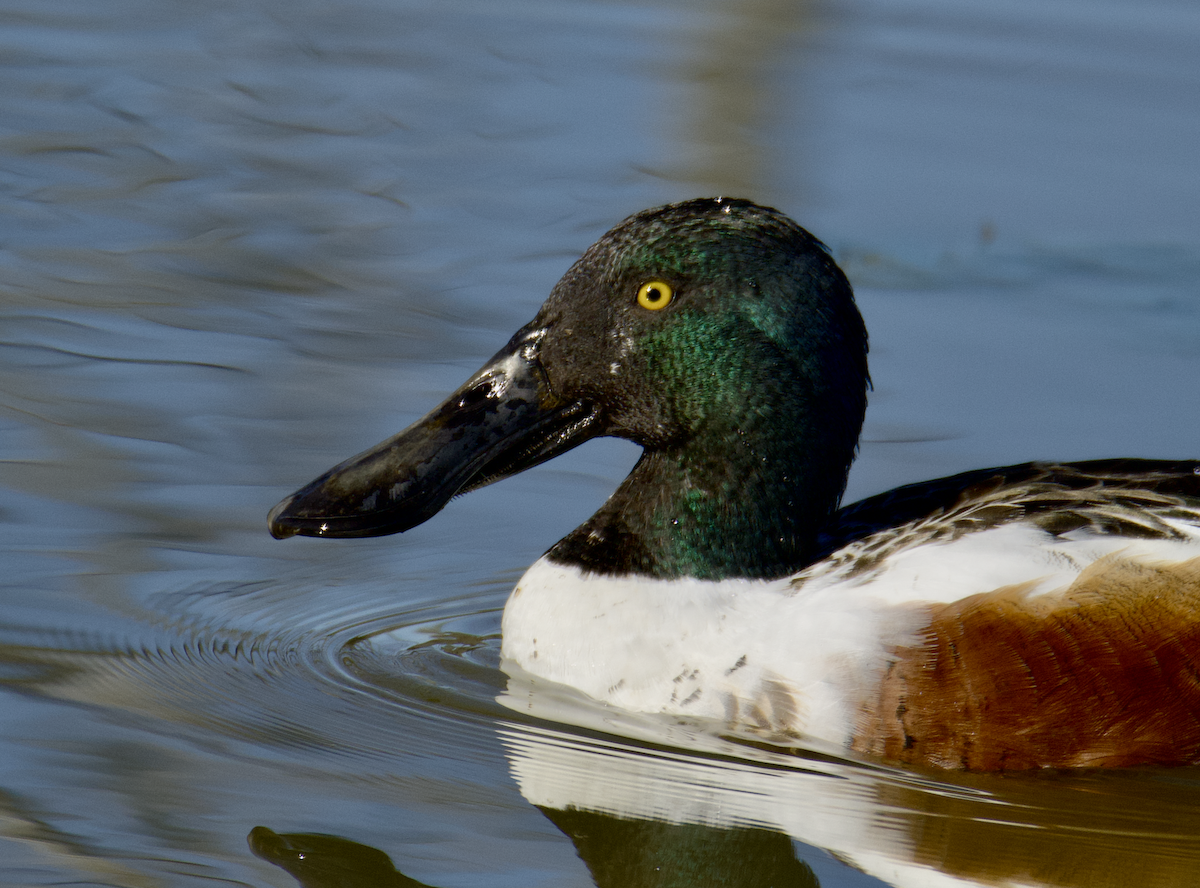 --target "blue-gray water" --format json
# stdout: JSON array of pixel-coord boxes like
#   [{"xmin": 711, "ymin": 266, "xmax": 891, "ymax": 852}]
[{"xmin": 2, "ymin": 1, "xmax": 1200, "ymax": 885}]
